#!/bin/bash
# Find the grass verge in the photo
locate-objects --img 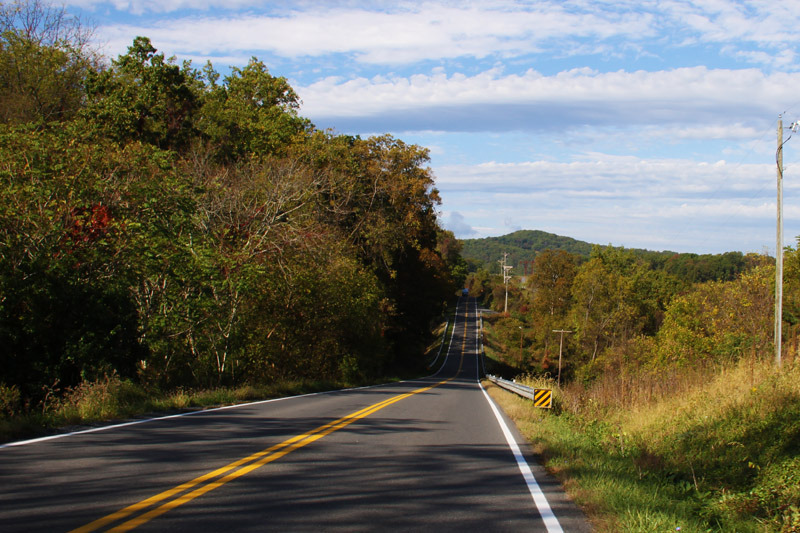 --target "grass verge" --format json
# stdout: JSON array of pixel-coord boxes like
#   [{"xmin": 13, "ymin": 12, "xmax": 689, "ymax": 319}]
[
  {"xmin": 485, "ymin": 360, "xmax": 800, "ymax": 532},
  {"xmin": 0, "ymin": 376, "xmax": 352, "ymax": 444}
]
